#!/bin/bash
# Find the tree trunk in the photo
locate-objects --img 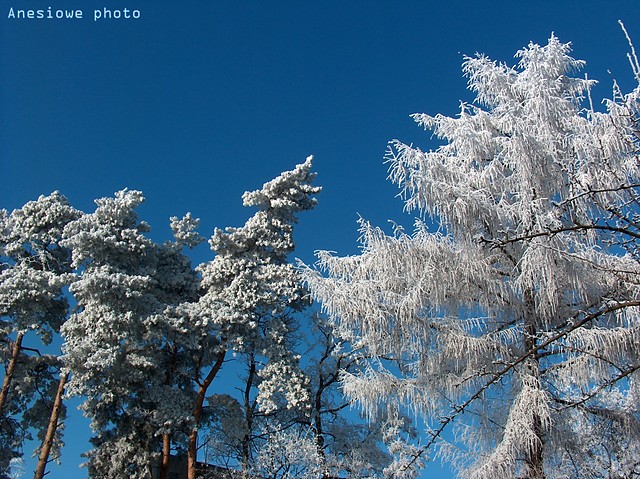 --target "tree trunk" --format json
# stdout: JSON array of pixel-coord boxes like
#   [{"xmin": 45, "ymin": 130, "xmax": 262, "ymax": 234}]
[
  {"xmin": 241, "ymin": 353, "xmax": 256, "ymax": 473},
  {"xmin": 313, "ymin": 377, "xmax": 328, "ymax": 478},
  {"xmin": 527, "ymin": 412, "xmax": 545, "ymax": 479},
  {"xmin": 523, "ymin": 294, "xmax": 545, "ymax": 479},
  {"xmin": 0, "ymin": 332, "xmax": 25, "ymax": 415},
  {"xmin": 187, "ymin": 350, "xmax": 226, "ymax": 479},
  {"xmin": 521, "ymin": 353, "xmax": 545, "ymax": 479},
  {"xmin": 33, "ymin": 370, "xmax": 68, "ymax": 479},
  {"xmin": 159, "ymin": 344, "xmax": 178, "ymax": 479},
  {"xmin": 159, "ymin": 433, "xmax": 171, "ymax": 479}
]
